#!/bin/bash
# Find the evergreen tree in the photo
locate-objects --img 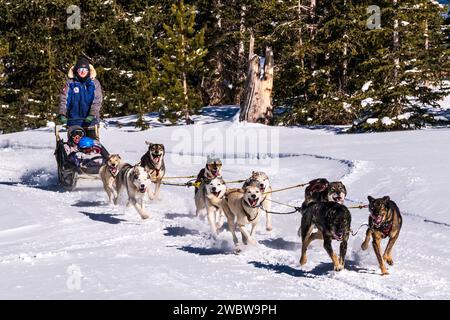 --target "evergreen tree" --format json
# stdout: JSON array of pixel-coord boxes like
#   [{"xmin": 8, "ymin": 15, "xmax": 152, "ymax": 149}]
[{"xmin": 155, "ymin": 0, "xmax": 207, "ymax": 124}]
